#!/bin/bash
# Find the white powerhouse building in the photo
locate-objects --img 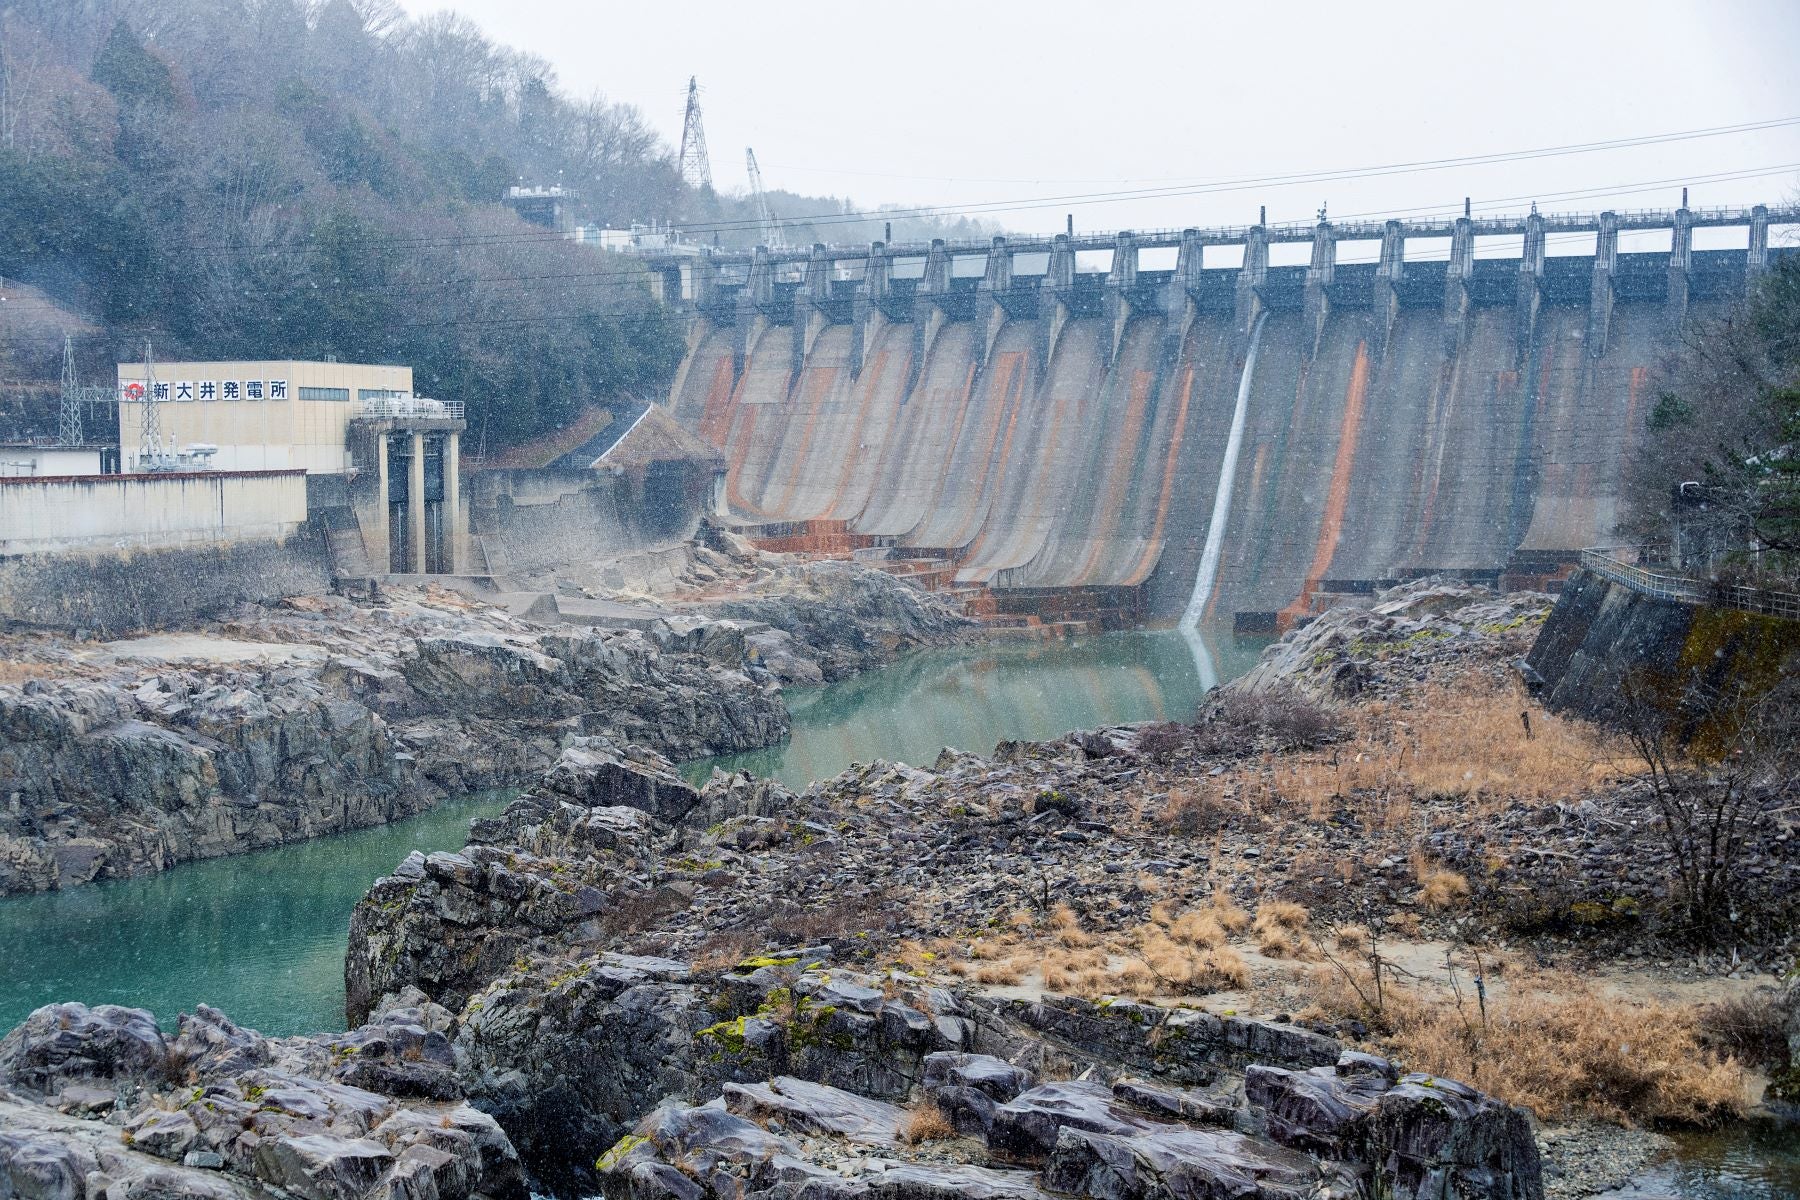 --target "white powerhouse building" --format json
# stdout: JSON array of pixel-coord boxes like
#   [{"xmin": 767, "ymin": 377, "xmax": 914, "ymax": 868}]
[{"xmin": 115, "ymin": 360, "xmax": 467, "ymax": 574}]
